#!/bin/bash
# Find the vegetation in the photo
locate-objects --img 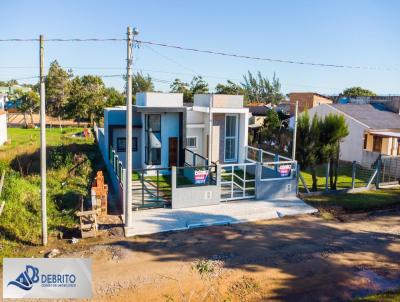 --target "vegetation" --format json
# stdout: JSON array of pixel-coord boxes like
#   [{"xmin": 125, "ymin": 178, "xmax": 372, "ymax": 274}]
[
  {"xmin": 9, "ymin": 89, "xmax": 40, "ymax": 128},
  {"xmin": 303, "ymin": 188, "xmax": 400, "ymax": 212},
  {"xmin": 296, "ymin": 111, "xmax": 349, "ymax": 191},
  {"xmin": 0, "ymin": 128, "xmax": 104, "ymax": 263},
  {"xmin": 341, "ymin": 86, "xmax": 377, "ymax": 98},
  {"xmin": 170, "ymin": 76, "xmax": 209, "ymax": 103},
  {"xmin": 241, "ymin": 71, "xmax": 284, "ymax": 104}
]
